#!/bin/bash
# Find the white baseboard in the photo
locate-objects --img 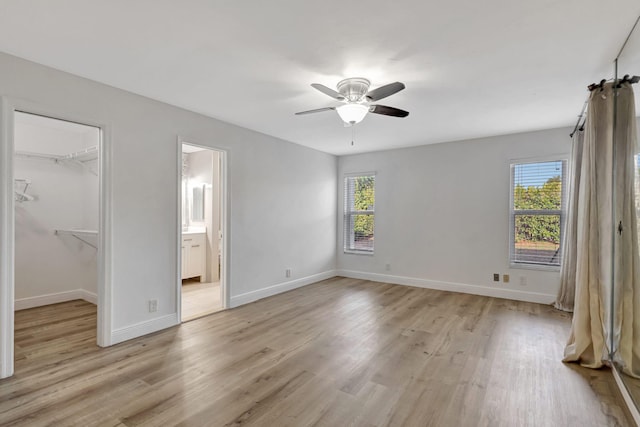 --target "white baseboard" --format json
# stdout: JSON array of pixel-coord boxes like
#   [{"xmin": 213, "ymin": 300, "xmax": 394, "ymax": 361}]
[
  {"xmin": 111, "ymin": 313, "xmax": 179, "ymax": 345},
  {"xmin": 230, "ymin": 270, "xmax": 337, "ymax": 308},
  {"xmin": 613, "ymin": 366, "xmax": 640, "ymax": 426},
  {"xmin": 78, "ymin": 289, "xmax": 97, "ymax": 305},
  {"xmin": 15, "ymin": 289, "xmax": 98, "ymax": 311},
  {"xmin": 336, "ymin": 270, "xmax": 556, "ymax": 305}
]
